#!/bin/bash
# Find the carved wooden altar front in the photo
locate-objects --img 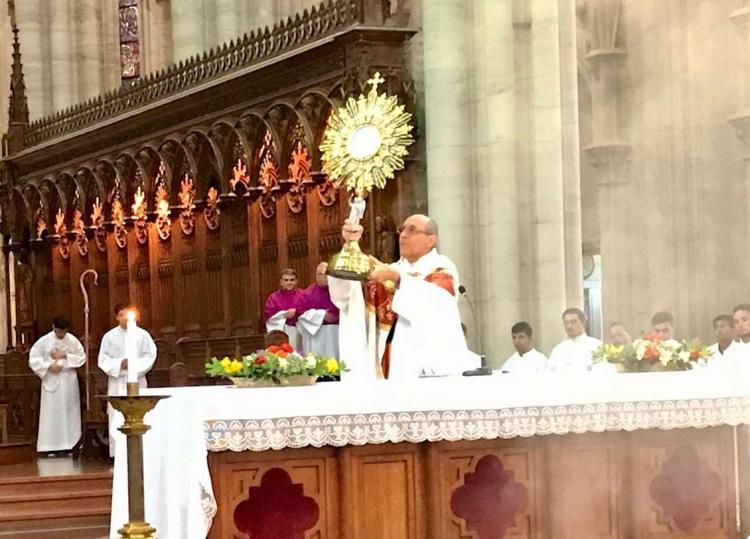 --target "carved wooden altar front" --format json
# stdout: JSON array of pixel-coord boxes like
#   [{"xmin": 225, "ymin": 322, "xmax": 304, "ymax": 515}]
[{"xmin": 208, "ymin": 427, "xmax": 739, "ymax": 539}]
